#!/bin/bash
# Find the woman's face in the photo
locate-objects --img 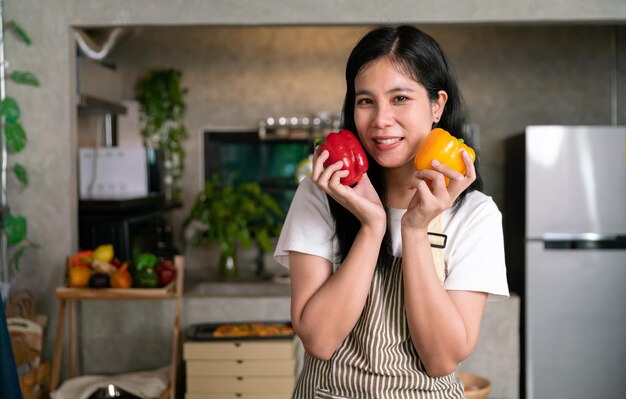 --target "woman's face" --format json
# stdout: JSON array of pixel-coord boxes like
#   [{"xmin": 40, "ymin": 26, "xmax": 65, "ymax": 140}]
[{"xmin": 354, "ymin": 56, "xmax": 447, "ymax": 170}]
